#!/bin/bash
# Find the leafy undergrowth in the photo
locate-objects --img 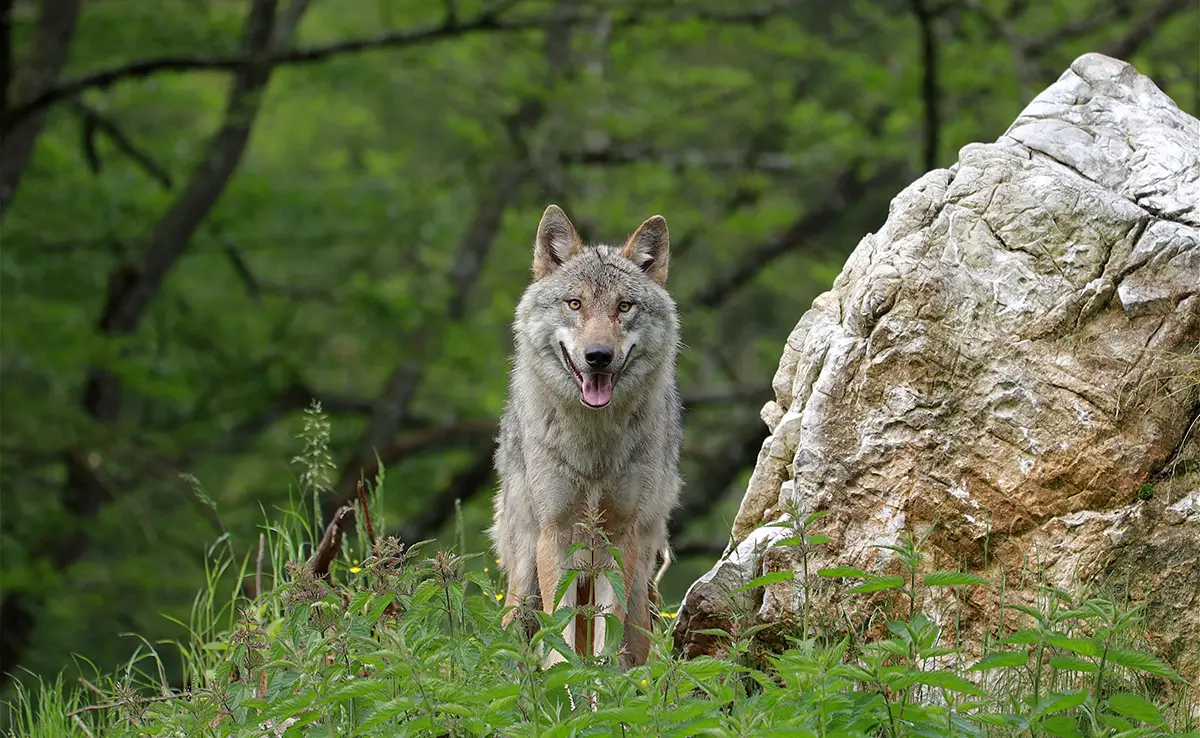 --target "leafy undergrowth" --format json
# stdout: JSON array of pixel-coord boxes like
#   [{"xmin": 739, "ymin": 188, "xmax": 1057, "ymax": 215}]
[{"xmin": 6, "ymin": 405, "xmax": 1196, "ymax": 737}]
